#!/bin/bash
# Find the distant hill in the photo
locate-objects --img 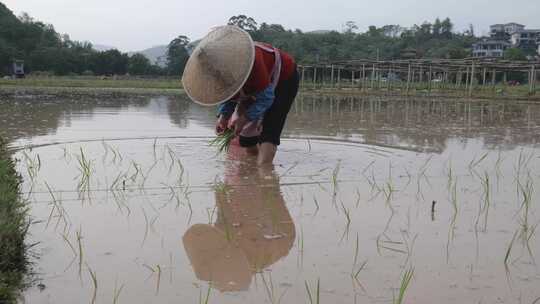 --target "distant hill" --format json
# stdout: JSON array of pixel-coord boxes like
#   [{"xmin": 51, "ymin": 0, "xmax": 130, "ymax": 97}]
[{"xmin": 129, "ymin": 45, "xmax": 168, "ymax": 67}]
